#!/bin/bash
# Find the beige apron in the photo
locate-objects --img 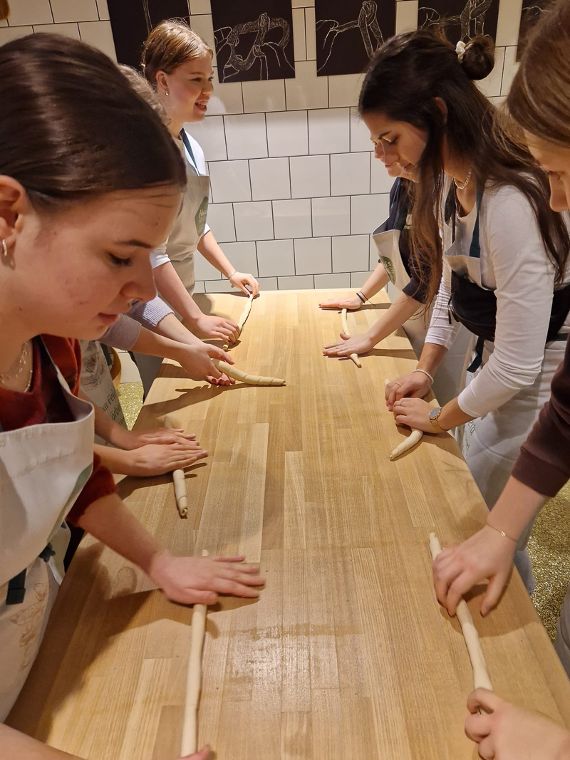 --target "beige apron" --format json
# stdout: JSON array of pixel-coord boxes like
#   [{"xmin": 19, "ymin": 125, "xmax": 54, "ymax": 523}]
[{"xmin": 0, "ymin": 341, "xmax": 94, "ymax": 720}]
